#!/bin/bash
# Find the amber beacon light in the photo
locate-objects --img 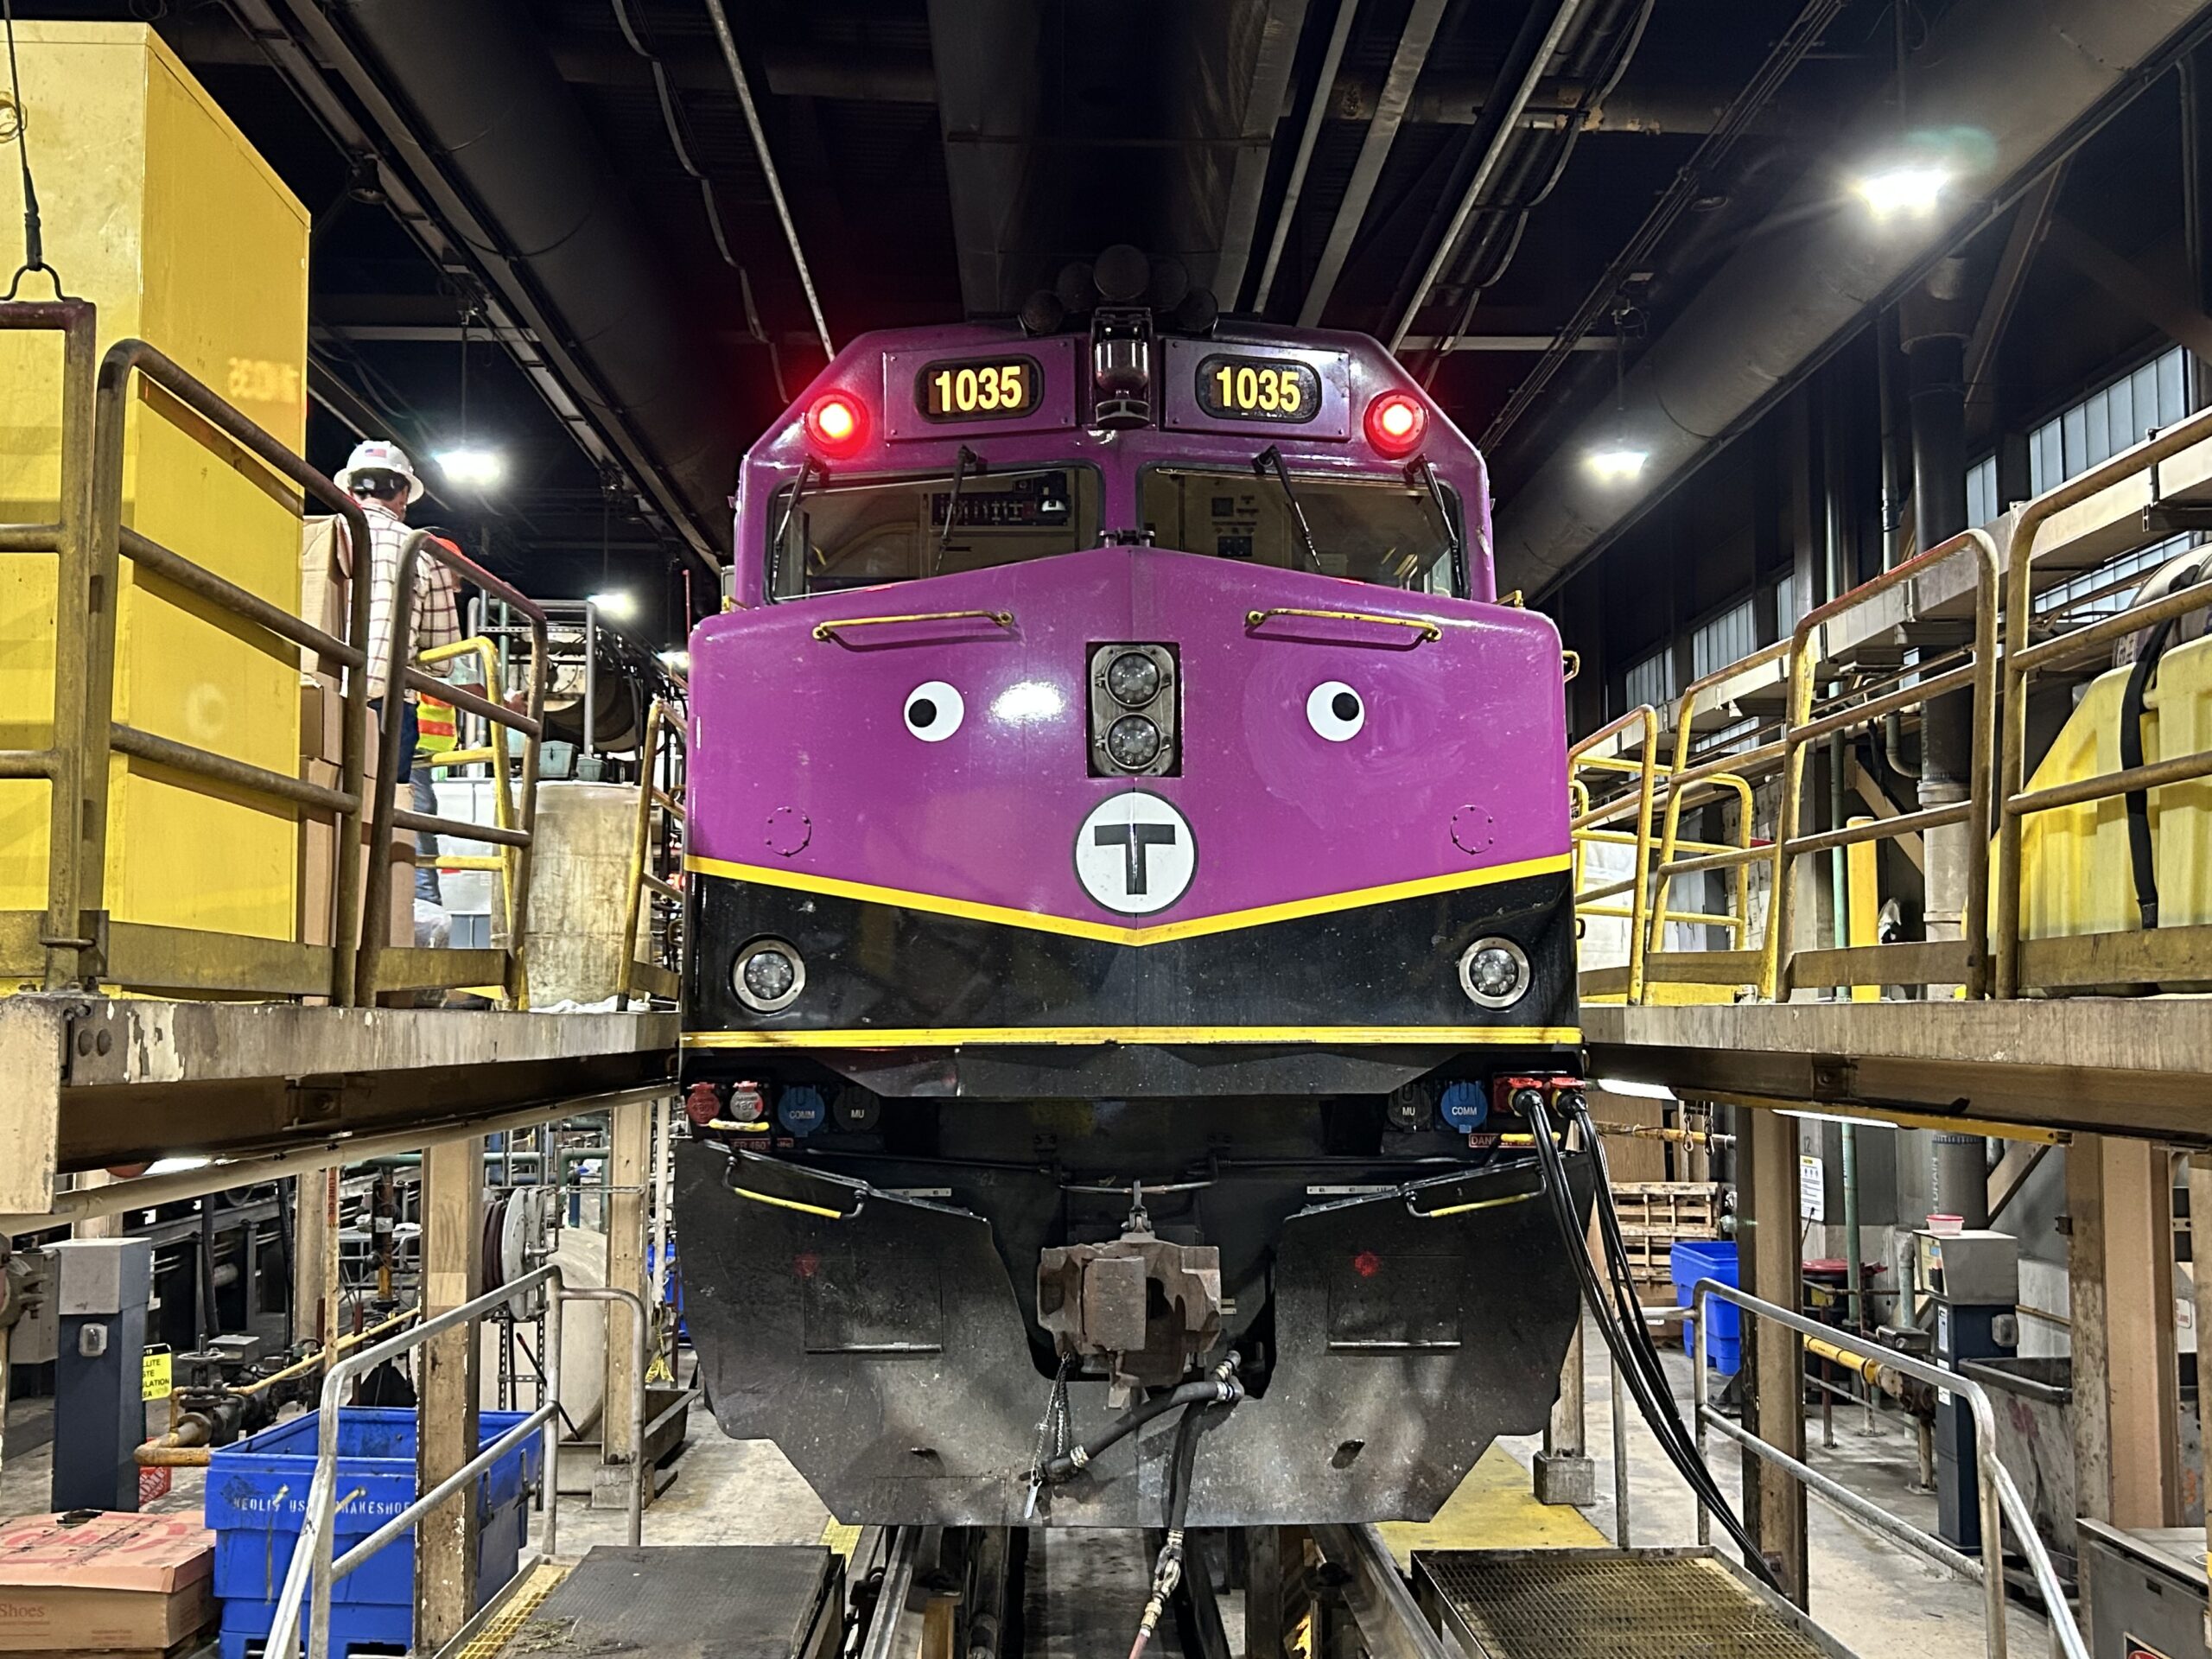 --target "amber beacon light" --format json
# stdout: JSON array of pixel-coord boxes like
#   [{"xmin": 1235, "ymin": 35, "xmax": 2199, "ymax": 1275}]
[{"xmin": 1363, "ymin": 390, "xmax": 1427, "ymax": 456}]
